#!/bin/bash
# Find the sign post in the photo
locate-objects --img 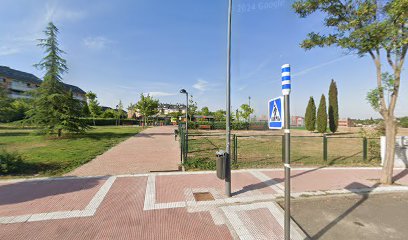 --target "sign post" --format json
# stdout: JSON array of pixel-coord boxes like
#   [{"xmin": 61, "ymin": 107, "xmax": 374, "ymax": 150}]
[{"xmin": 282, "ymin": 63, "xmax": 291, "ymax": 240}]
